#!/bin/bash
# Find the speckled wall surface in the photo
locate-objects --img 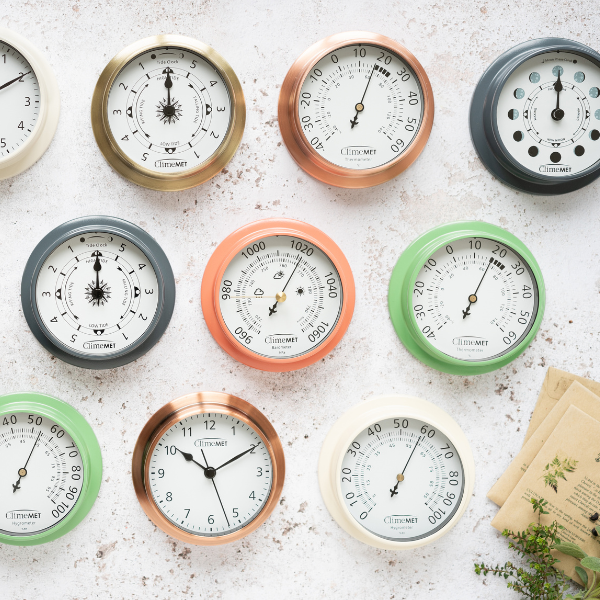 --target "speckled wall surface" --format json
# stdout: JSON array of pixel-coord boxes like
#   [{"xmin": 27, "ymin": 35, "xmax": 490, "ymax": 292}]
[{"xmin": 0, "ymin": 1, "xmax": 598, "ymax": 598}]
